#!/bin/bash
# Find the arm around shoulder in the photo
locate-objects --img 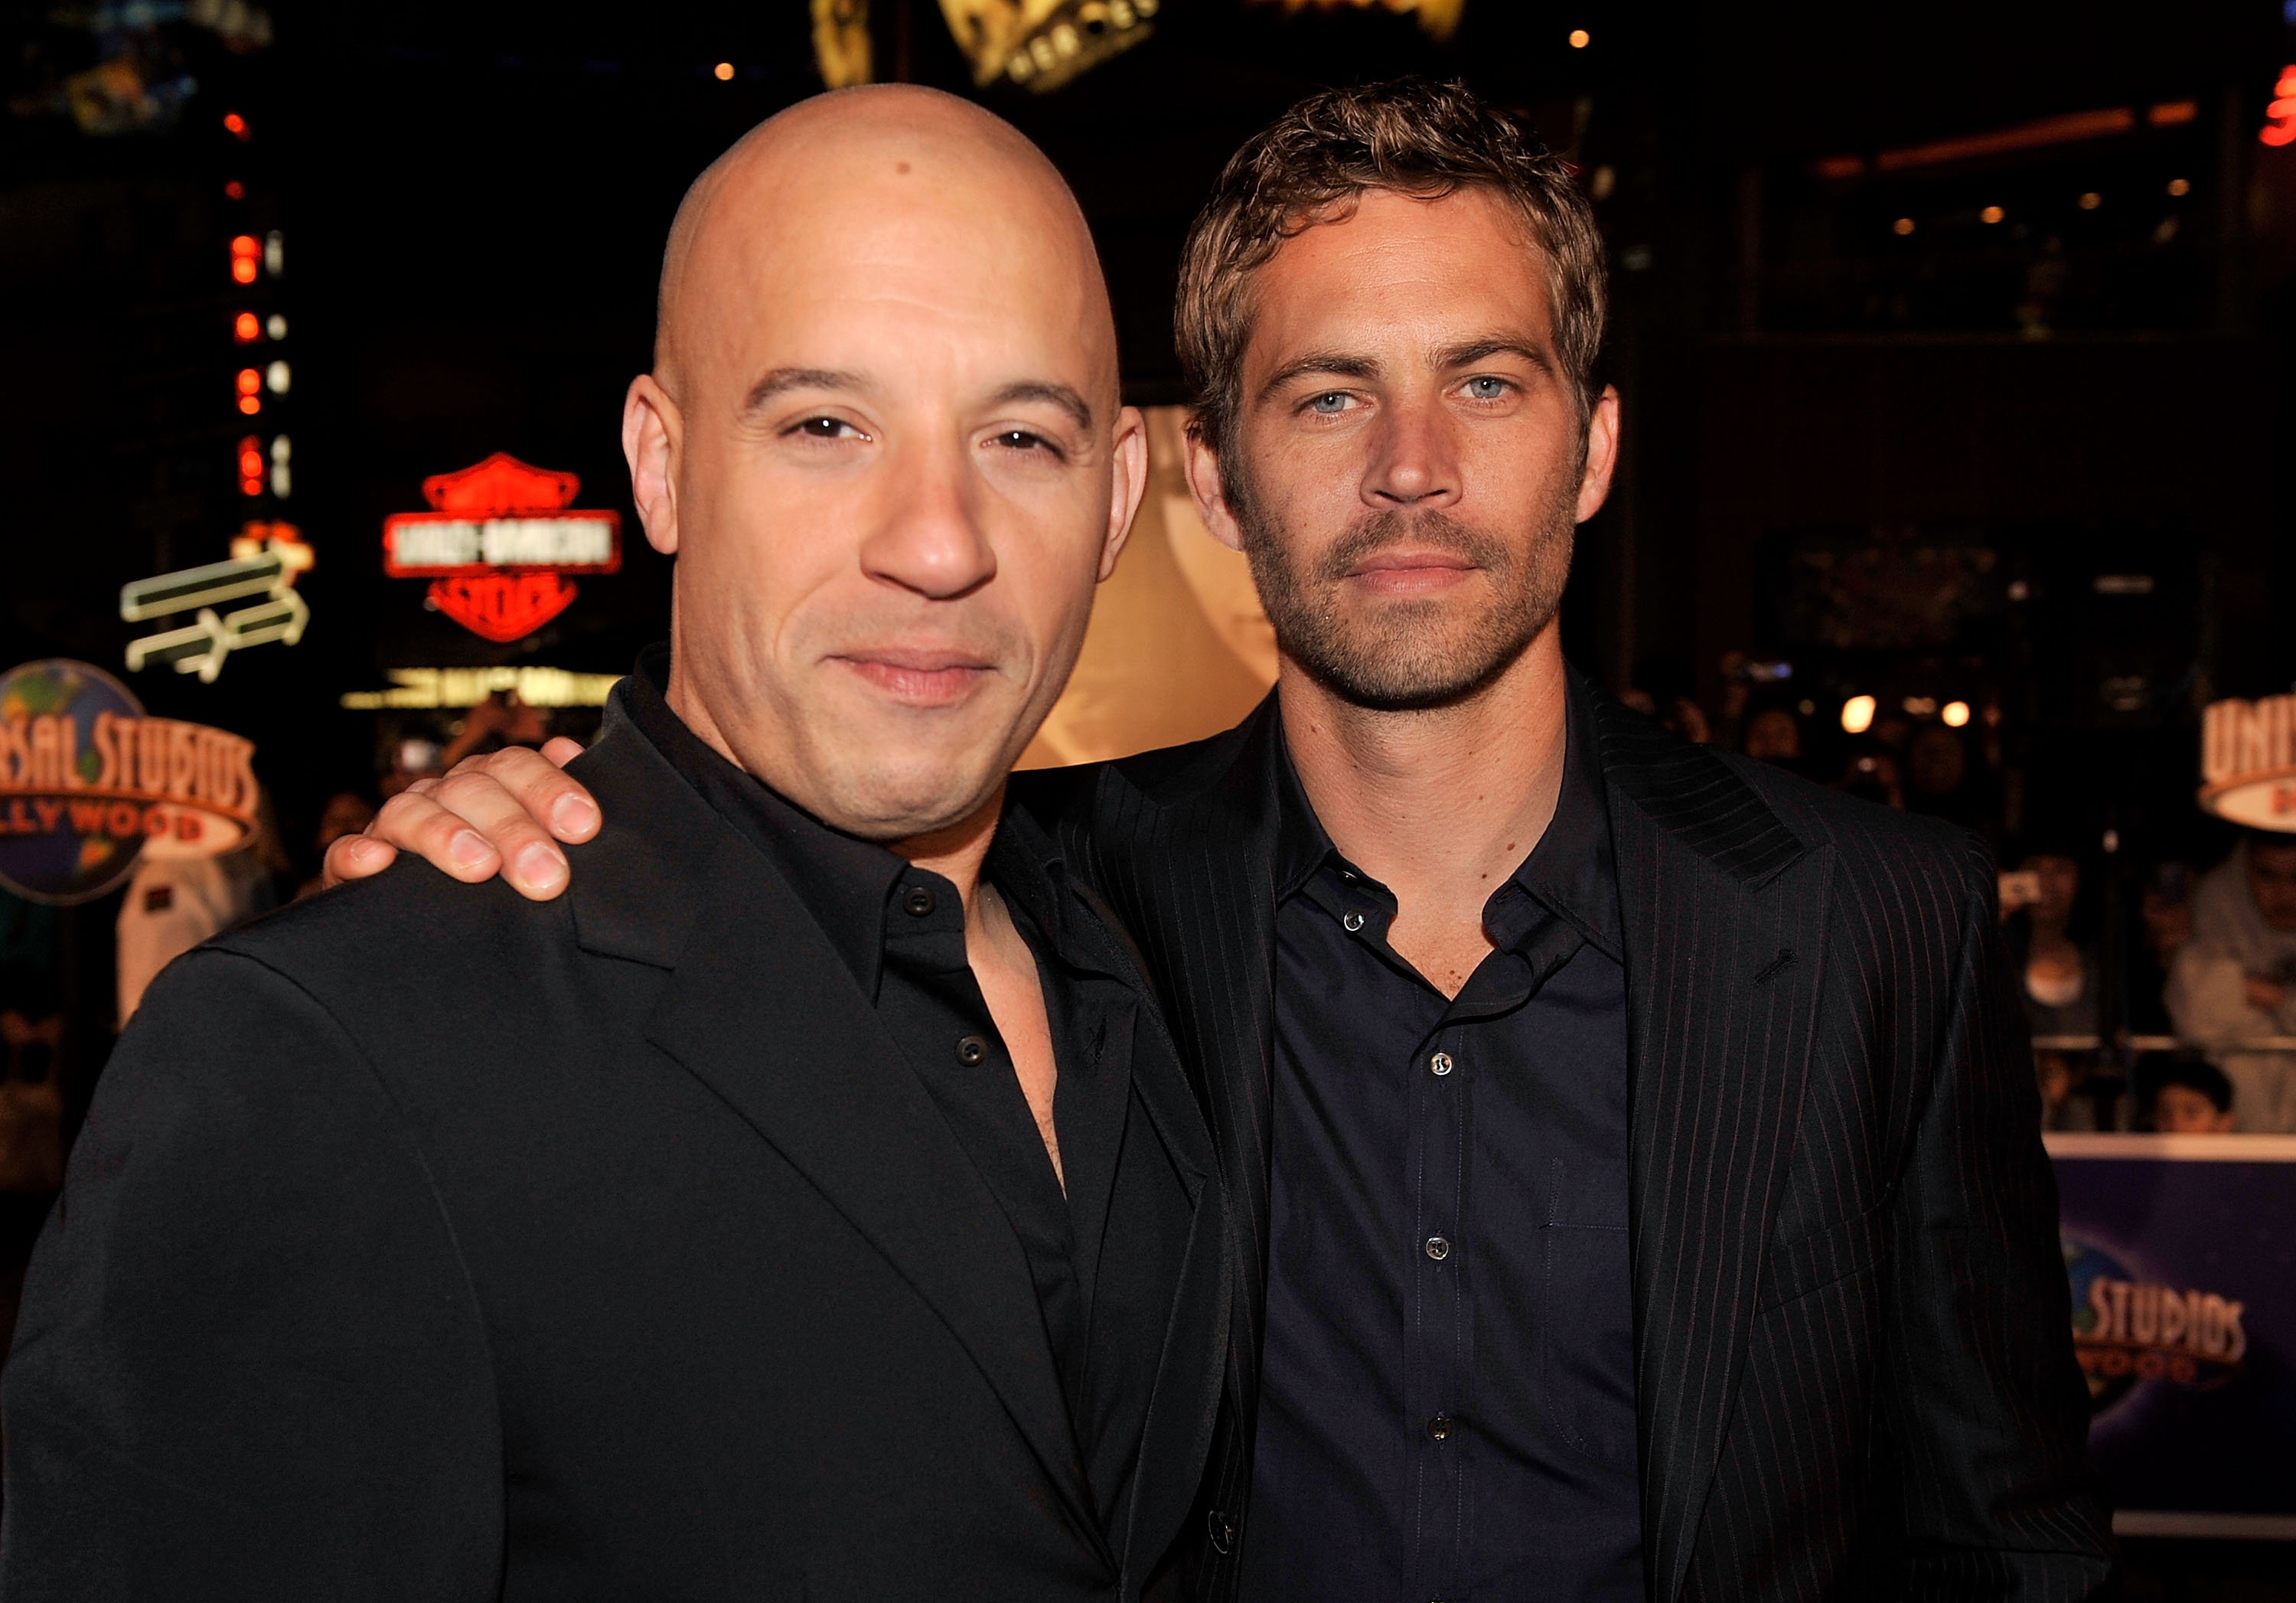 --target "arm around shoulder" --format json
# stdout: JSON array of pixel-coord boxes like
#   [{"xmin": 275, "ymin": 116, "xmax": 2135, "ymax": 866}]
[
  {"xmin": 1, "ymin": 949, "xmax": 501, "ymax": 1602},
  {"xmin": 1877, "ymin": 848, "xmax": 2115, "ymax": 1596}
]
